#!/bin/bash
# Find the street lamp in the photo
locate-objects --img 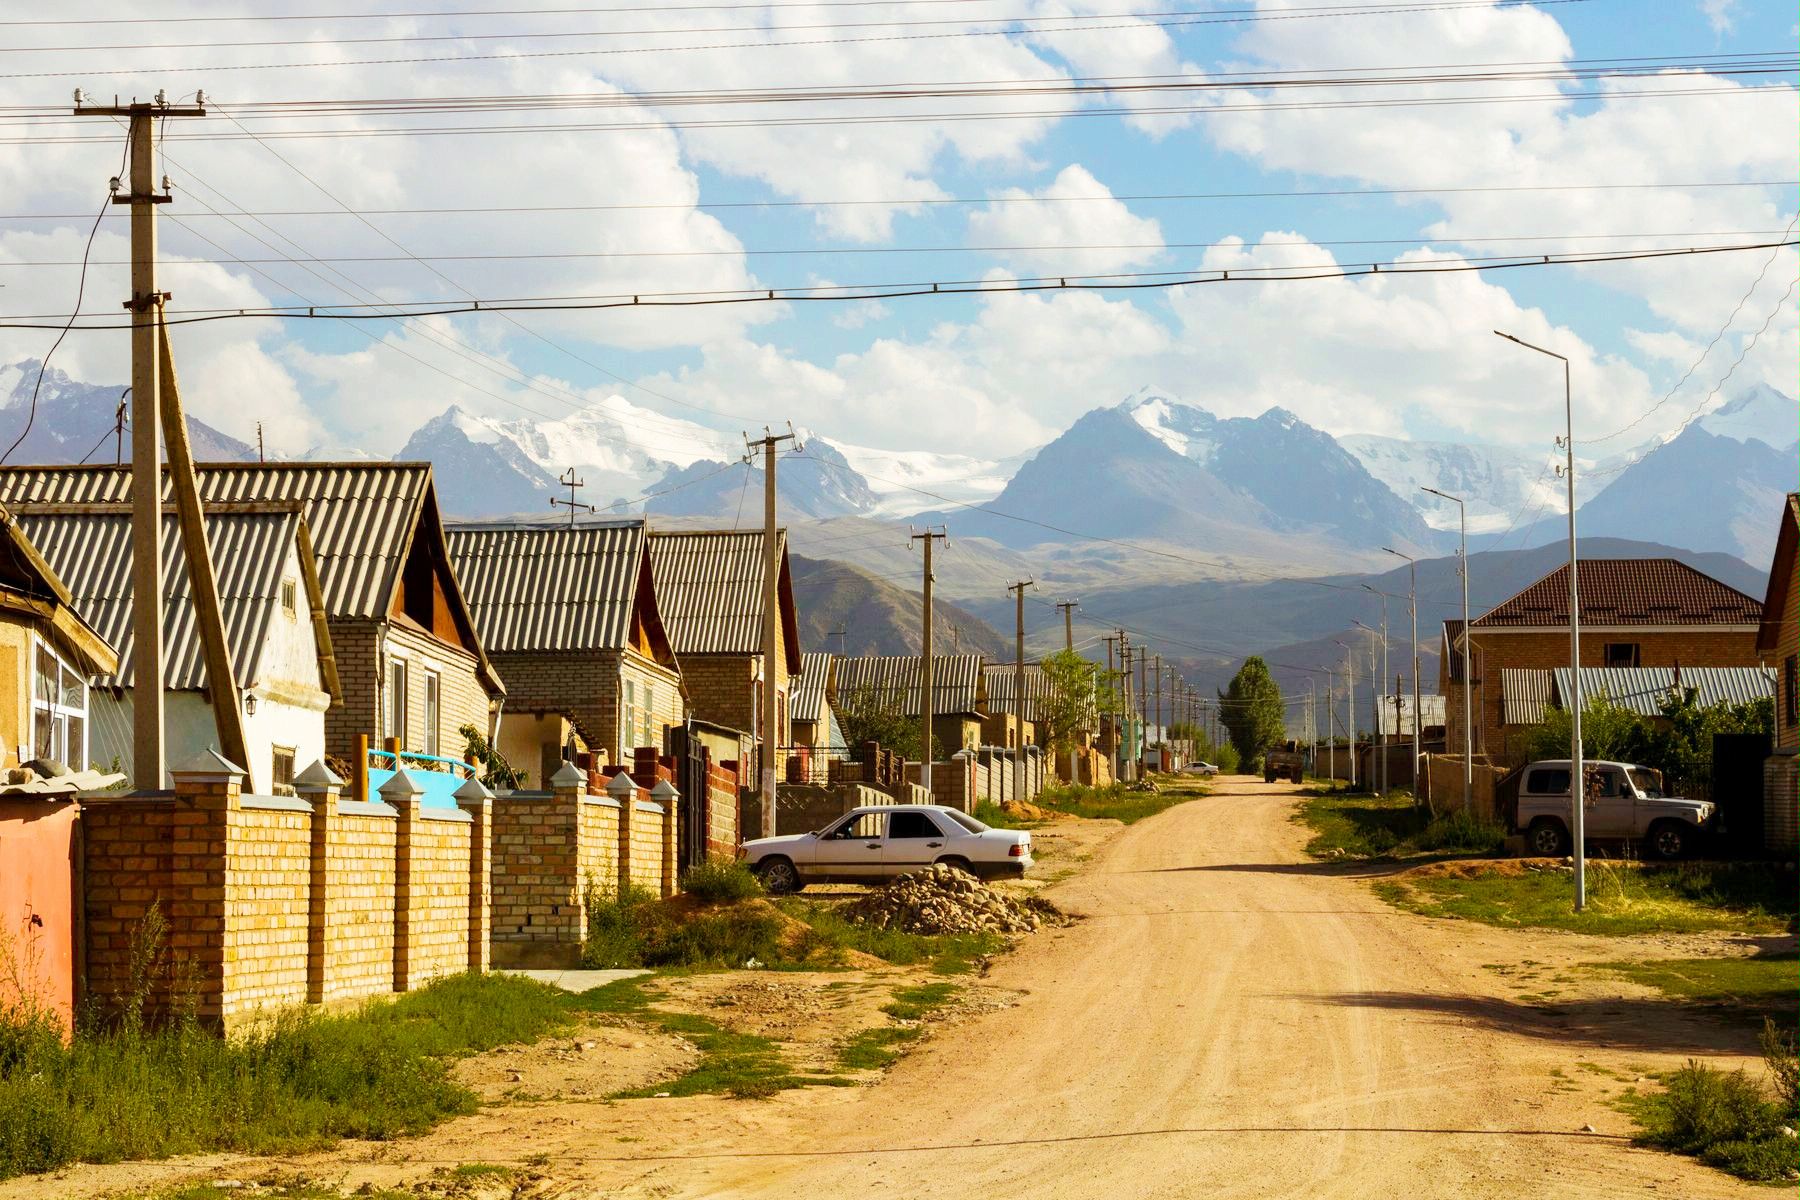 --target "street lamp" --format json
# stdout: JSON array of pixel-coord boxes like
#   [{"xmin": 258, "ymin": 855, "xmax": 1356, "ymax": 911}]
[
  {"xmin": 1423, "ymin": 485, "xmax": 1473, "ymax": 814},
  {"xmin": 1352, "ymin": 619, "xmax": 1384, "ymax": 795},
  {"xmin": 1360, "ymin": 586, "xmax": 1393, "ymax": 795},
  {"xmin": 1333, "ymin": 638, "xmax": 1357, "ymax": 791},
  {"xmin": 1382, "ymin": 547, "xmax": 1421, "ymax": 799},
  {"xmin": 1496, "ymin": 328, "xmax": 1585, "ymax": 913}
]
